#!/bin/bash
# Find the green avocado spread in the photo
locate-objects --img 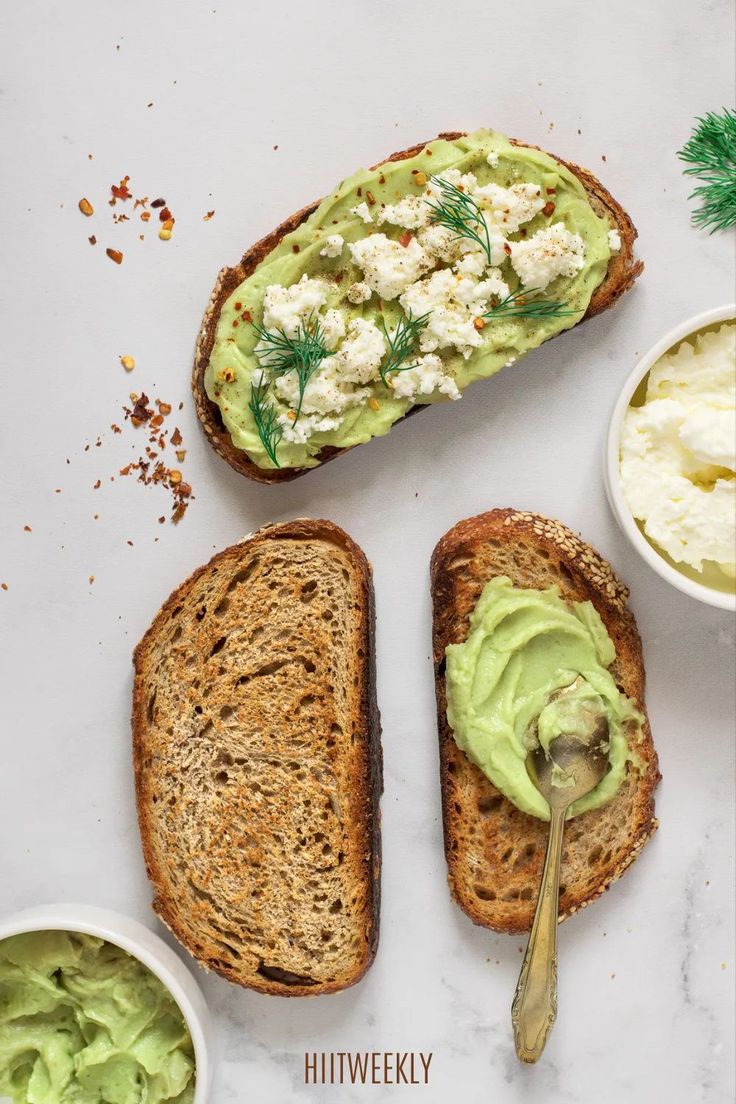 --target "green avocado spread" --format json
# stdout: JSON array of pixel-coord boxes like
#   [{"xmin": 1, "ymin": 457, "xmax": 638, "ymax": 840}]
[
  {"xmin": 0, "ymin": 931, "xmax": 195, "ymax": 1104},
  {"xmin": 206, "ymin": 128, "xmax": 614, "ymax": 469},
  {"xmin": 445, "ymin": 577, "xmax": 644, "ymax": 820}
]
